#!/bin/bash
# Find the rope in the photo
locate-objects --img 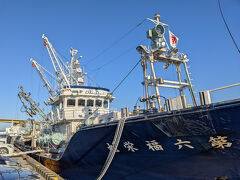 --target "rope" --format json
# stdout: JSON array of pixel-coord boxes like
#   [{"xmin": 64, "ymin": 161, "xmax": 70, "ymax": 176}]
[
  {"xmin": 218, "ymin": 0, "xmax": 240, "ymax": 54},
  {"xmin": 112, "ymin": 59, "xmax": 141, "ymax": 94},
  {"xmin": 96, "ymin": 118, "xmax": 126, "ymax": 180},
  {"xmin": 86, "ymin": 19, "xmax": 146, "ymax": 65}
]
